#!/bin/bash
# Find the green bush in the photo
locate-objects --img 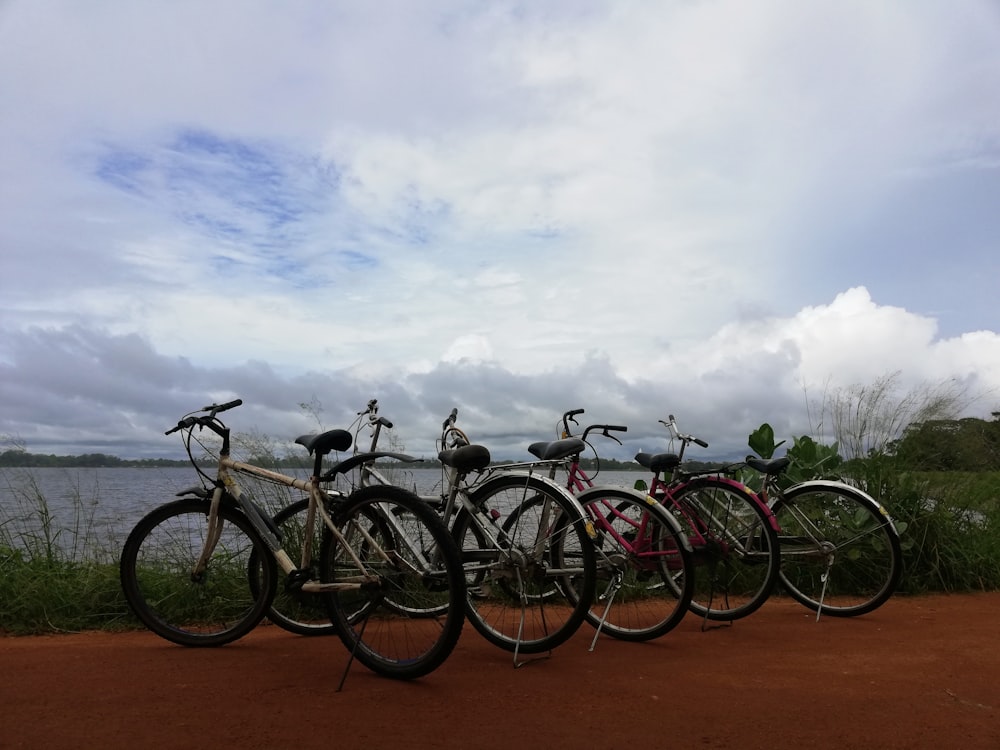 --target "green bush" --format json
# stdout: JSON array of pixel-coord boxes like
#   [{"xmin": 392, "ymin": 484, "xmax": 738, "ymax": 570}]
[{"xmin": 746, "ymin": 423, "xmax": 1000, "ymax": 595}]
